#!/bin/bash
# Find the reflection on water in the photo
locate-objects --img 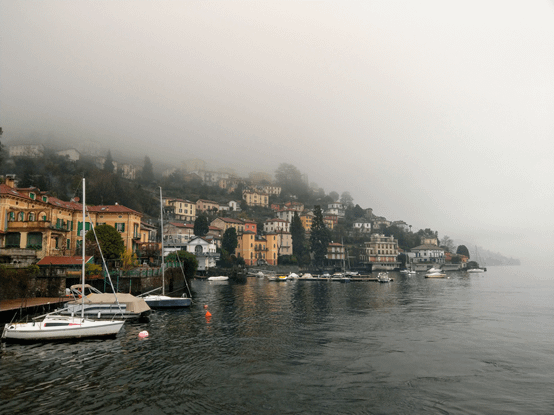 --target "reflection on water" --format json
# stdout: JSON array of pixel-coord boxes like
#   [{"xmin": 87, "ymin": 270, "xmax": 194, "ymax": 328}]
[{"xmin": 2, "ymin": 266, "xmax": 554, "ymax": 414}]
